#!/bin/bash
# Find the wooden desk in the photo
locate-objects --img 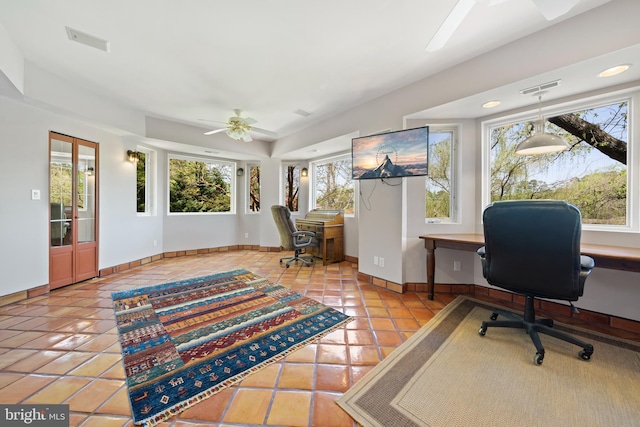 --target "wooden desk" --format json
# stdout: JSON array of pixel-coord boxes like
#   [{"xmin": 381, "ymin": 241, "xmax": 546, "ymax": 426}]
[
  {"xmin": 296, "ymin": 209, "xmax": 344, "ymax": 265},
  {"xmin": 420, "ymin": 233, "xmax": 640, "ymax": 300}
]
